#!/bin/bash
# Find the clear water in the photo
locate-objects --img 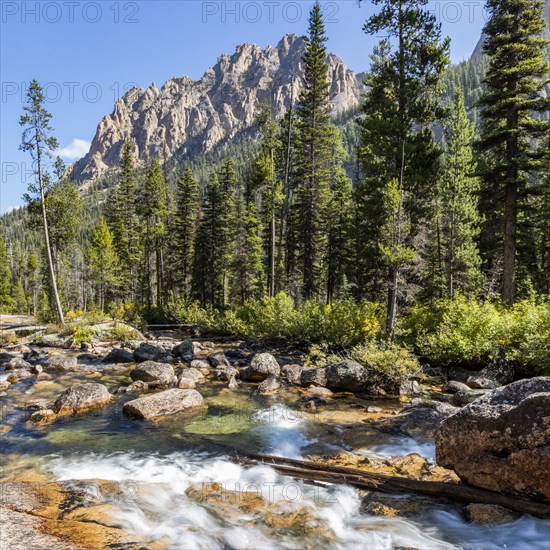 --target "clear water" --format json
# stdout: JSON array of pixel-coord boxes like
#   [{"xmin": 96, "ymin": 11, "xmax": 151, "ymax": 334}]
[{"xmin": 1, "ymin": 359, "xmax": 549, "ymax": 549}]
